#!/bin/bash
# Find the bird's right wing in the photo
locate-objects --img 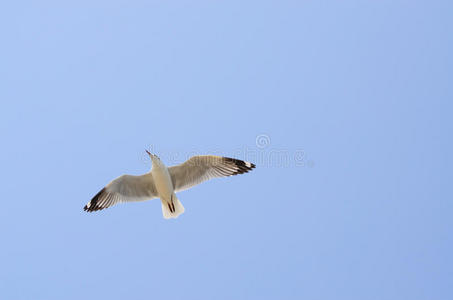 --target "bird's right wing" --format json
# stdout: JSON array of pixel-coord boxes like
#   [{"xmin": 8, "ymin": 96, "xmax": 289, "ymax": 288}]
[
  {"xmin": 84, "ymin": 173, "xmax": 157, "ymax": 212},
  {"xmin": 168, "ymin": 155, "xmax": 255, "ymax": 193}
]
